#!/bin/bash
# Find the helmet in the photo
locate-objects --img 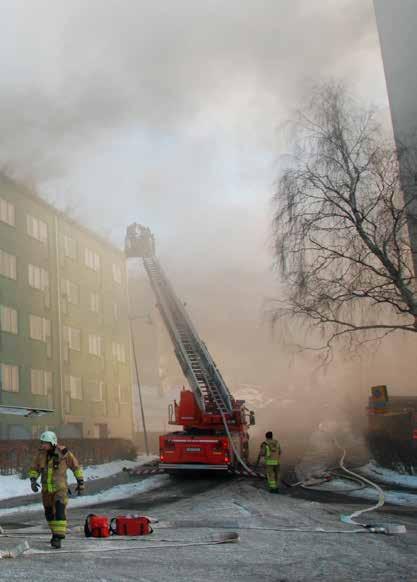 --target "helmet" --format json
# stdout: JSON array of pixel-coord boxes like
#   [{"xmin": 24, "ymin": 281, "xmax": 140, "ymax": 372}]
[{"xmin": 40, "ymin": 431, "xmax": 57, "ymax": 446}]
